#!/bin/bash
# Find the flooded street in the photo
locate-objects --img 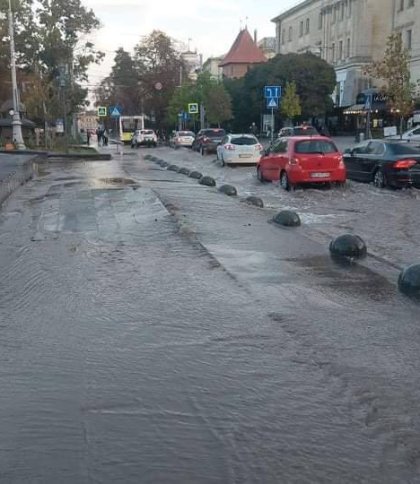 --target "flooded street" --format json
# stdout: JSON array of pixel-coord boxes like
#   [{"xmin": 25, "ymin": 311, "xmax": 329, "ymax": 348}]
[{"xmin": 1, "ymin": 152, "xmax": 420, "ymax": 483}]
